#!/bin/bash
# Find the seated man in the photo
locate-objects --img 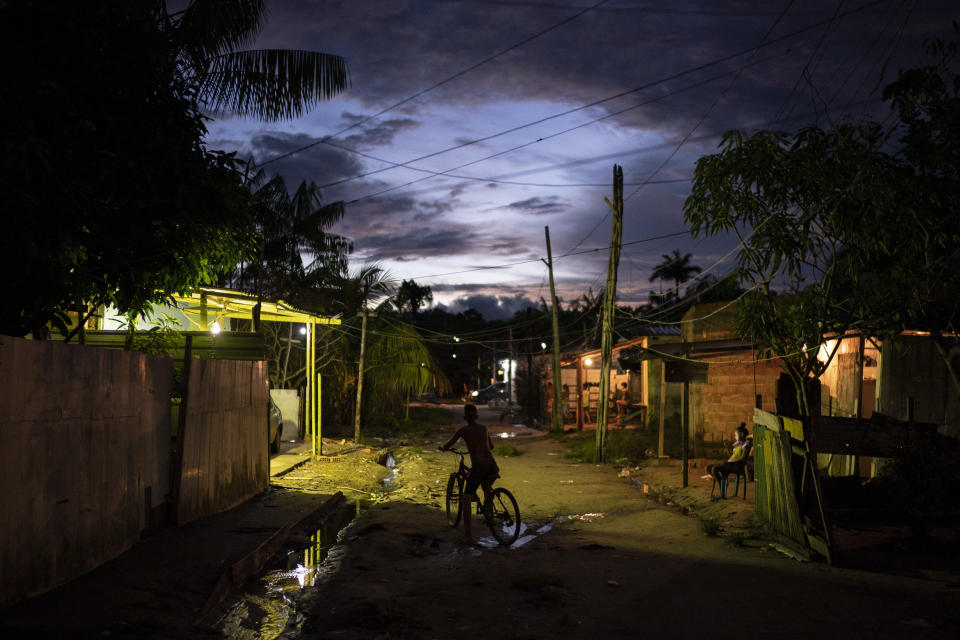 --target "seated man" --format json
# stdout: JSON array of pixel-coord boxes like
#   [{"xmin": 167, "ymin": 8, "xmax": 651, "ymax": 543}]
[
  {"xmin": 615, "ymin": 382, "xmax": 632, "ymax": 425},
  {"xmin": 706, "ymin": 423, "xmax": 752, "ymax": 498}
]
